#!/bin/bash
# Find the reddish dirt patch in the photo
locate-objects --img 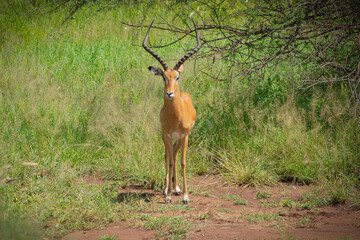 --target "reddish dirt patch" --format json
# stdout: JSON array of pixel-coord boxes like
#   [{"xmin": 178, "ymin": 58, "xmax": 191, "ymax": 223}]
[
  {"xmin": 65, "ymin": 175, "xmax": 360, "ymax": 240},
  {"xmin": 65, "ymin": 222, "xmax": 155, "ymax": 240}
]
